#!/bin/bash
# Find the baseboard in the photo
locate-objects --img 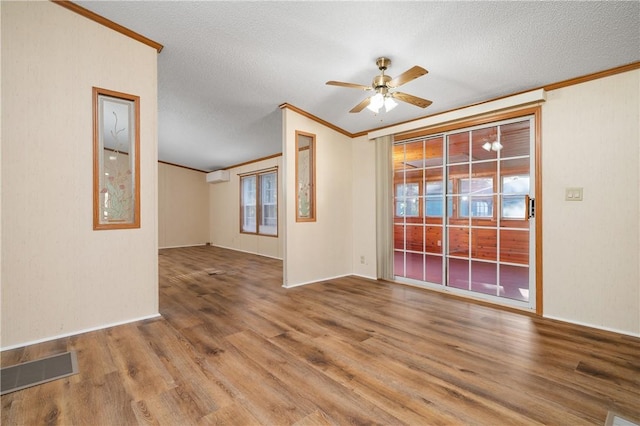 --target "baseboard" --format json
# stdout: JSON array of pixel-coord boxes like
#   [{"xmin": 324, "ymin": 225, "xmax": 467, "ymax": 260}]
[
  {"xmin": 209, "ymin": 244, "xmax": 283, "ymax": 260},
  {"xmin": 1, "ymin": 313, "xmax": 162, "ymax": 352},
  {"xmin": 282, "ymin": 273, "xmax": 352, "ymax": 288},
  {"xmin": 351, "ymin": 273, "xmax": 378, "ymax": 281},
  {"xmin": 543, "ymin": 314, "xmax": 640, "ymax": 338},
  {"xmin": 159, "ymin": 243, "xmax": 207, "ymax": 249}
]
